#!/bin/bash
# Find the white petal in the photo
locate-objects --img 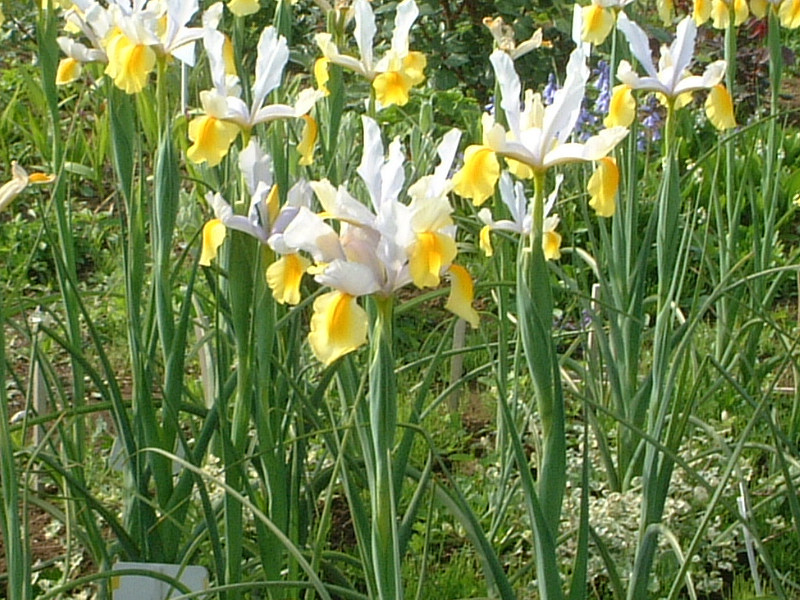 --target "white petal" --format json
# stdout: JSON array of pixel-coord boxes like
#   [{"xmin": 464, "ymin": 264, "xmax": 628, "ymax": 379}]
[
  {"xmin": 490, "ymin": 50, "xmax": 522, "ymax": 138},
  {"xmin": 354, "ymin": 0, "xmax": 376, "ymax": 74},
  {"xmin": 252, "ymin": 27, "xmax": 289, "ymax": 115},
  {"xmin": 617, "ymin": 13, "xmax": 658, "ymax": 78},
  {"xmin": 391, "ymin": 0, "xmax": 418, "ymax": 56},
  {"xmin": 315, "ymin": 259, "xmax": 382, "ymax": 297}
]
